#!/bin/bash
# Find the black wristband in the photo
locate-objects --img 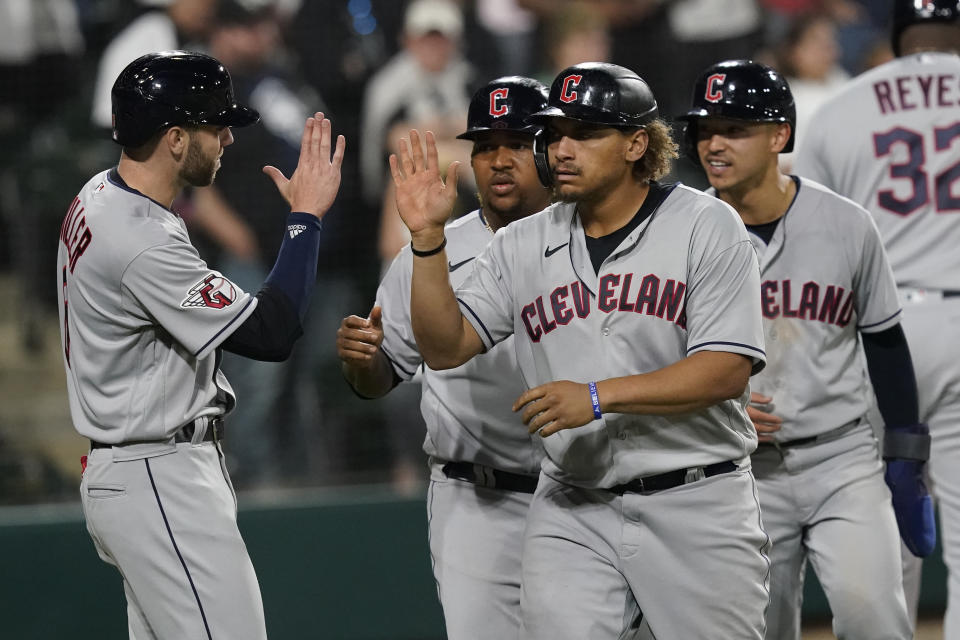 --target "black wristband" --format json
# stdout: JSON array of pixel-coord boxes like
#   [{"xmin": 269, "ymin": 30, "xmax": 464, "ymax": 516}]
[
  {"xmin": 411, "ymin": 238, "xmax": 447, "ymax": 257},
  {"xmin": 883, "ymin": 424, "xmax": 931, "ymax": 461}
]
